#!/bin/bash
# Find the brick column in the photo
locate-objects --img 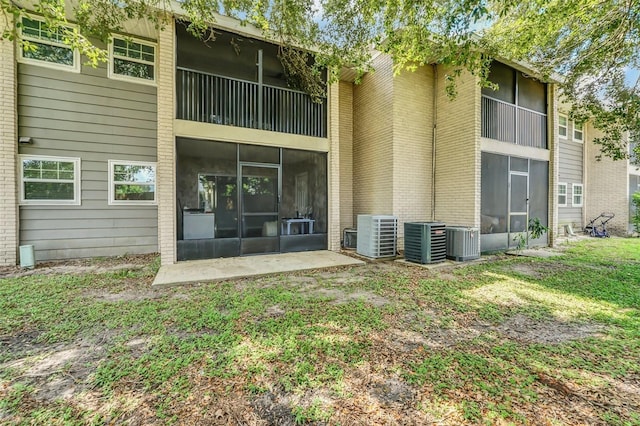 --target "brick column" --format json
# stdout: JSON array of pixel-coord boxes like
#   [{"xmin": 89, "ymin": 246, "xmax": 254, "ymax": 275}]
[
  {"xmin": 0, "ymin": 32, "xmax": 18, "ymax": 266},
  {"xmin": 327, "ymin": 82, "xmax": 341, "ymax": 251},
  {"xmin": 157, "ymin": 19, "xmax": 176, "ymax": 264}
]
